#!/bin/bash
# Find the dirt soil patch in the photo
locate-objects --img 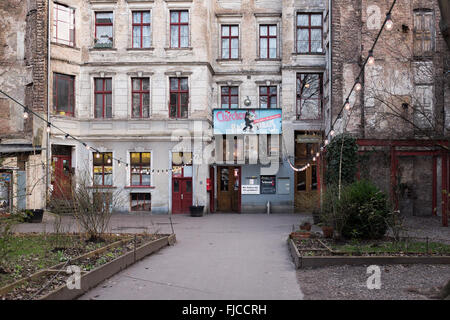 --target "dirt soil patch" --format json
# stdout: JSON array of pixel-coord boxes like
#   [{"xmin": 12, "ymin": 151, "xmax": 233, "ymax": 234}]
[
  {"xmin": 0, "ymin": 233, "xmax": 166, "ymax": 300},
  {"xmin": 292, "ymin": 237, "xmax": 450, "ymax": 257}
]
